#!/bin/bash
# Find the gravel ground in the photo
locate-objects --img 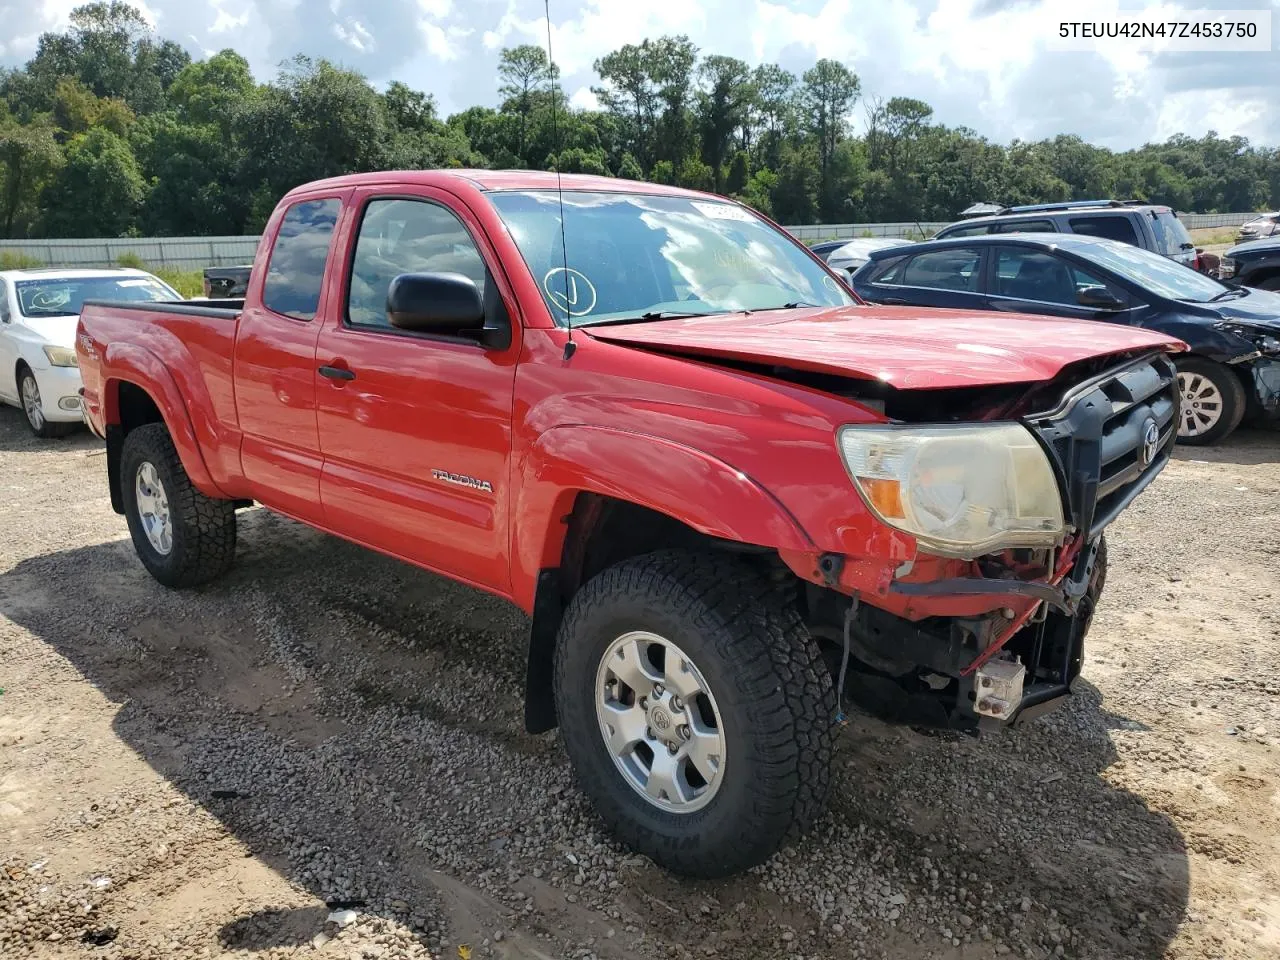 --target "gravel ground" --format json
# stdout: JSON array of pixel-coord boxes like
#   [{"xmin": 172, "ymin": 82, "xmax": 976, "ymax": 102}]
[{"xmin": 1, "ymin": 406, "xmax": 1278, "ymax": 960}]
